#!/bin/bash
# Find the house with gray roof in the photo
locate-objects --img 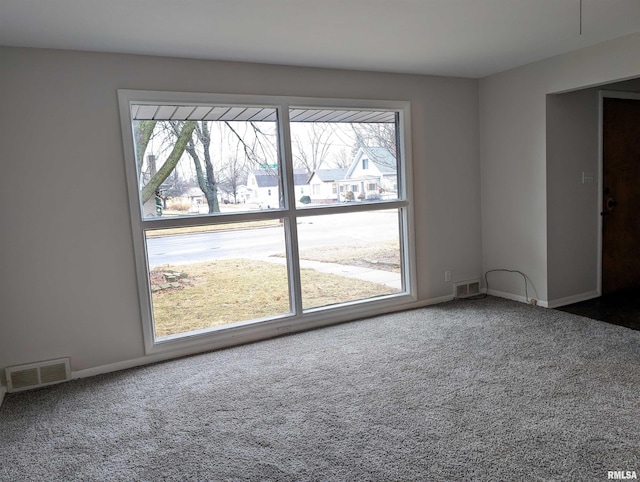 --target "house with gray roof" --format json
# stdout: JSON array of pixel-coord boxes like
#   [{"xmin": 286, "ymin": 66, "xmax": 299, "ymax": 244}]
[
  {"xmin": 338, "ymin": 147, "xmax": 398, "ymax": 201},
  {"xmin": 247, "ymin": 168, "xmax": 309, "ymax": 208},
  {"xmin": 308, "ymin": 168, "xmax": 348, "ymax": 203}
]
